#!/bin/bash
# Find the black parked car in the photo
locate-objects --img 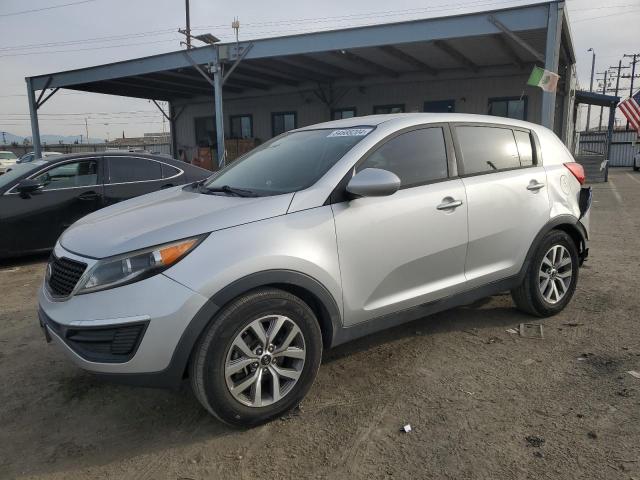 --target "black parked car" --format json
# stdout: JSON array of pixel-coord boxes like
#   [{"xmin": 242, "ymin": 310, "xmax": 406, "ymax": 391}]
[{"xmin": 0, "ymin": 152, "xmax": 210, "ymax": 259}]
